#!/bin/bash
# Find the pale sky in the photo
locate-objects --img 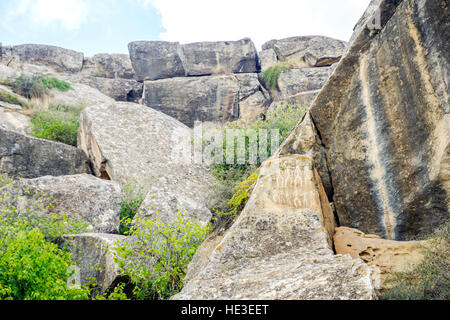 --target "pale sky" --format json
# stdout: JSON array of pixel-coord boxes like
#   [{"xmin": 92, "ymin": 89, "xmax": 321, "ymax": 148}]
[{"xmin": 0, "ymin": 0, "xmax": 372, "ymax": 56}]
